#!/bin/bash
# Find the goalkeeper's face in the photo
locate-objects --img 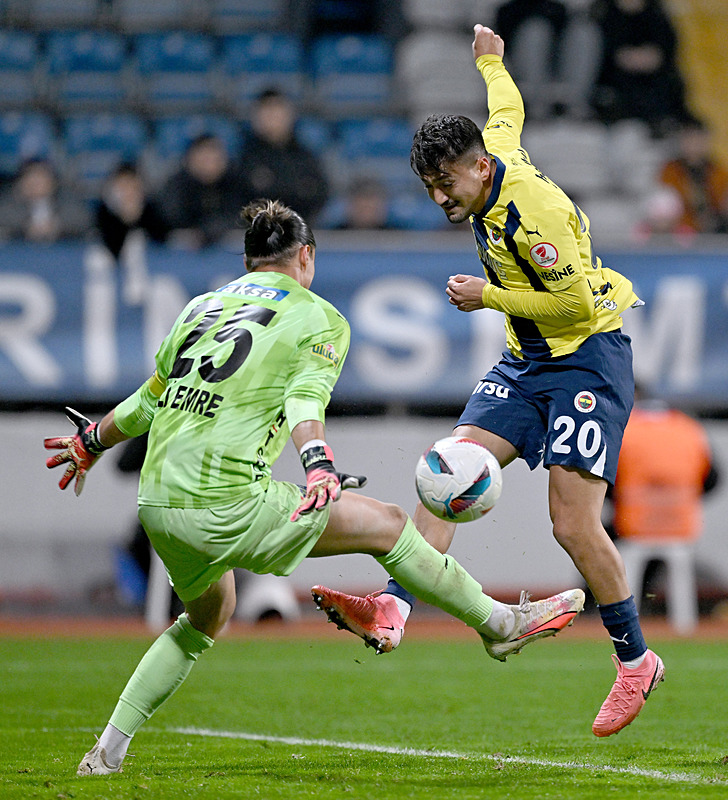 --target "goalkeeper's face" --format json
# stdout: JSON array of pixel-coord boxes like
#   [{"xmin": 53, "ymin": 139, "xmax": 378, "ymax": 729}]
[{"xmin": 421, "ymin": 154, "xmax": 492, "ymax": 224}]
